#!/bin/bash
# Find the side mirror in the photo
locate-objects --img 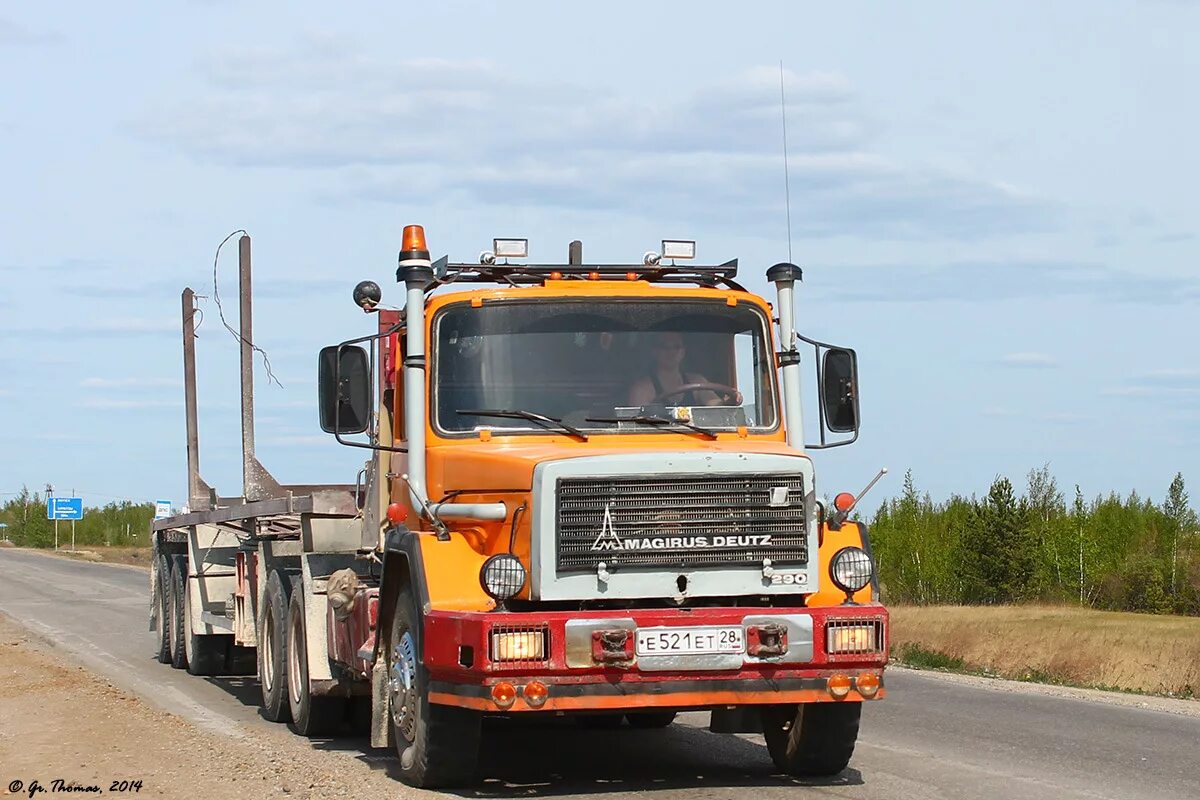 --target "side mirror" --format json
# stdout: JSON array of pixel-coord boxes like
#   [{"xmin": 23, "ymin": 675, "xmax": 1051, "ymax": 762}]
[
  {"xmin": 318, "ymin": 345, "xmax": 371, "ymax": 434},
  {"xmin": 820, "ymin": 348, "xmax": 858, "ymax": 433}
]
